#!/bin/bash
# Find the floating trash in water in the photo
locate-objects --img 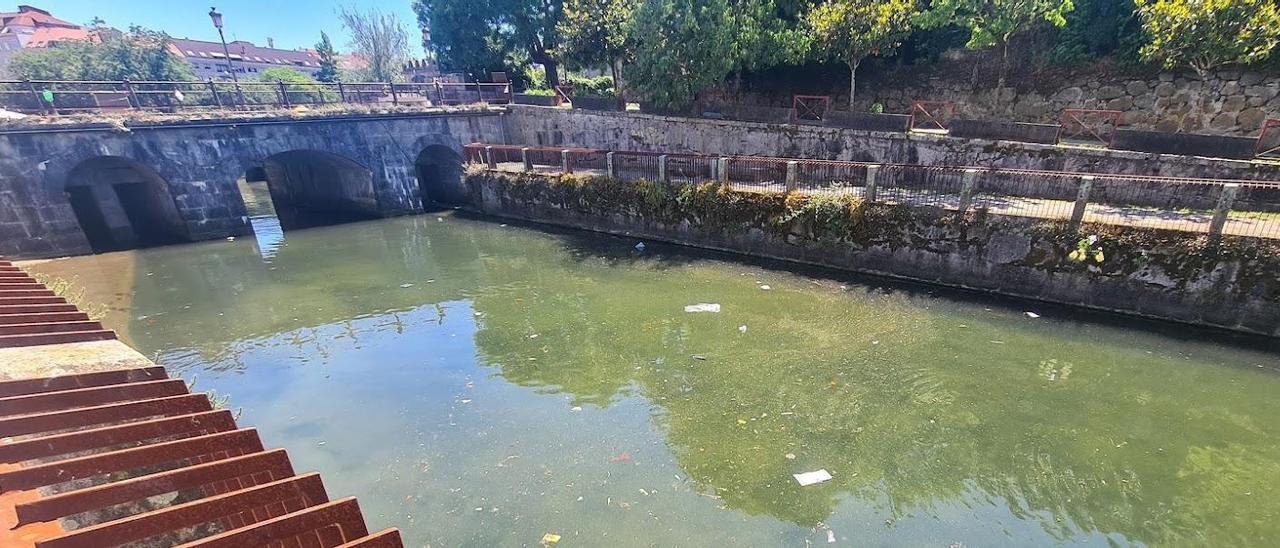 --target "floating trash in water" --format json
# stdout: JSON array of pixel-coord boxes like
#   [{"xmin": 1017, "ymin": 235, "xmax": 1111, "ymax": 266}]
[
  {"xmin": 759, "ymin": 284, "xmax": 771, "ymax": 290},
  {"xmin": 793, "ymin": 469, "xmax": 833, "ymax": 486},
  {"xmin": 738, "ymin": 325, "xmax": 748, "ymax": 333},
  {"xmin": 684, "ymin": 303, "xmax": 721, "ymax": 313},
  {"xmin": 691, "ymin": 355, "xmax": 707, "ymax": 361},
  {"xmin": 571, "ymin": 406, "xmax": 582, "ymax": 412},
  {"xmin": 785, "ymin": 453, "xmax": 796, "ymax": 460},
  {"xmin": 827, "ymin": 530, "xmax": 837, "ymax": 543},
  {"xmin": 399, "ymin": 283, "xmax": 414, "ymax": 288},
  {"xmin": 1025, "ymin": 311, "xmax": 1041, "ymax": 318},
  {"xmin": 635, "ymin": 242, "xmax": 647, "ymax": 251},
  {"xmin": 226, "ymin": 236, "xmax": 235, "ymax": 241},
  {"xmin": 437, "ymin": 217, "xmax": 445, "ymax": 222}
]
